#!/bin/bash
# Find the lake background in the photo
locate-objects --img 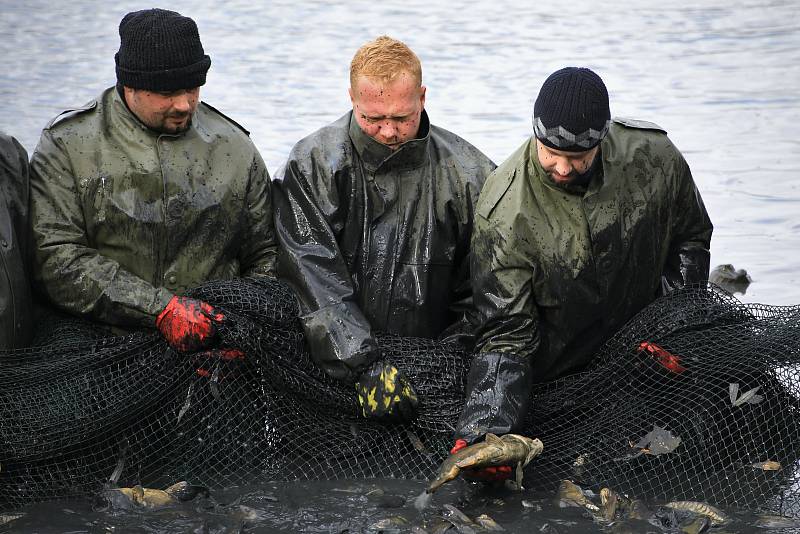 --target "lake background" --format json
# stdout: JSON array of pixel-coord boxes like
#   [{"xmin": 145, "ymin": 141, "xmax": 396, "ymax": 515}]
[
  {"xmin": 1, "ymin": 0, "xmax": 799, "ymax": 305},
  {"xmin": 1, "ymin": 2, "xmax": 799, "ymax": 531}
]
